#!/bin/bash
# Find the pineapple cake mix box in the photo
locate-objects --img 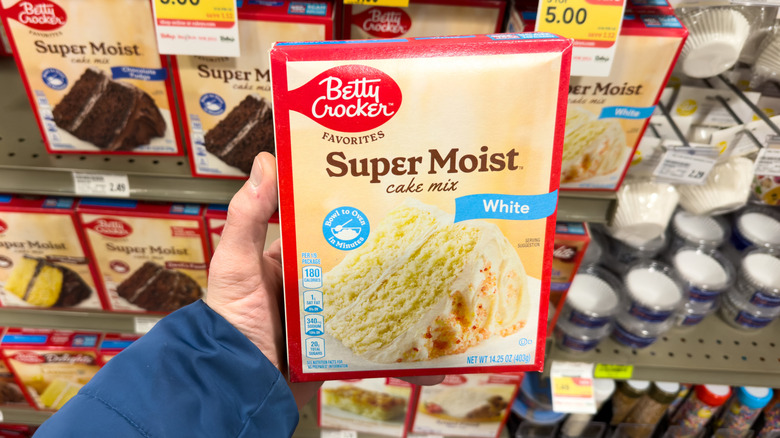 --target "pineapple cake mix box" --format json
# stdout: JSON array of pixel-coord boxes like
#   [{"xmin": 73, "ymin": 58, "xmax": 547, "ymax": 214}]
[
  {"xmin": 204, "ymin": 204, "xmax": 280, "ymax": 256},
  {"xmin": 0, "ymin": 328, "xmax": 101, "ymax": 411},
  {"xmin": 77, "ymin": 199, "xmax": 209, "ymax": 314},
  {"xmin": 343, "ymin": 0, "xmax": 506, "ymax": 40},
  {"xmin": 518, "ymin": 5, "xmax": 687, "ymax": 191},
  {"xmin": 271, "ymin": 33, "xmax": 572, "ymax": 381},
  {"xmin": 172, "ymin": 0, "xmax": 337, "ymax": 178},
  {"xmin": 0, "ymin": 0, "xmax": 182, "ymax": 155},
  {"xmin": 319, "ymin": 378, "xmax": 416, "ymax": 437},
  {"xmin": 409, "ymin": 374, "xmax": 521, "ymax": 438},
  {"xmin": 0, "ymin": 195, "xmax": 104, "ymax": 310}
]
